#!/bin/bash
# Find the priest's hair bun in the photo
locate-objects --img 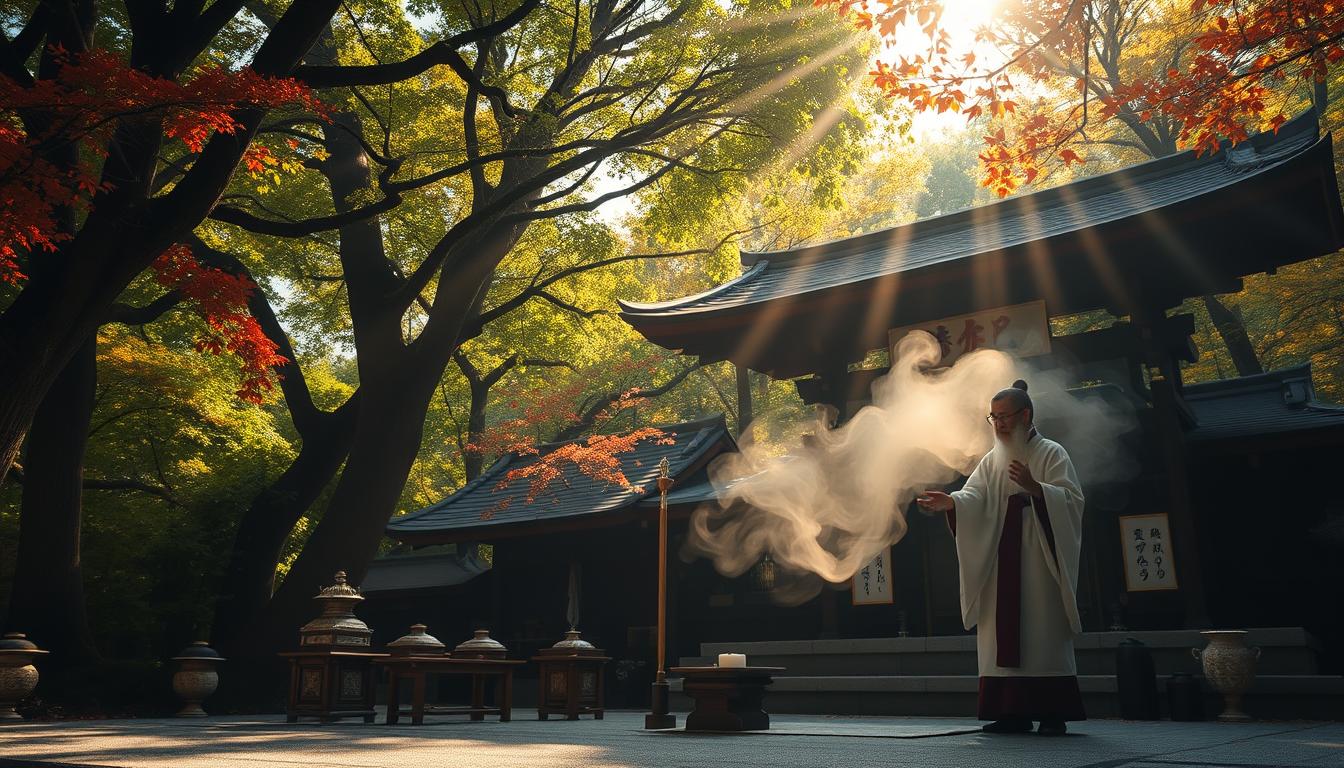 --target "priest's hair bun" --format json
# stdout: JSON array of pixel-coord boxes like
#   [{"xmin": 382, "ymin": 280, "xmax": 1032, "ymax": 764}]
[{"xmin": 1012, "ymin": 379, "xmax": 1029, "ymax": 391}]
